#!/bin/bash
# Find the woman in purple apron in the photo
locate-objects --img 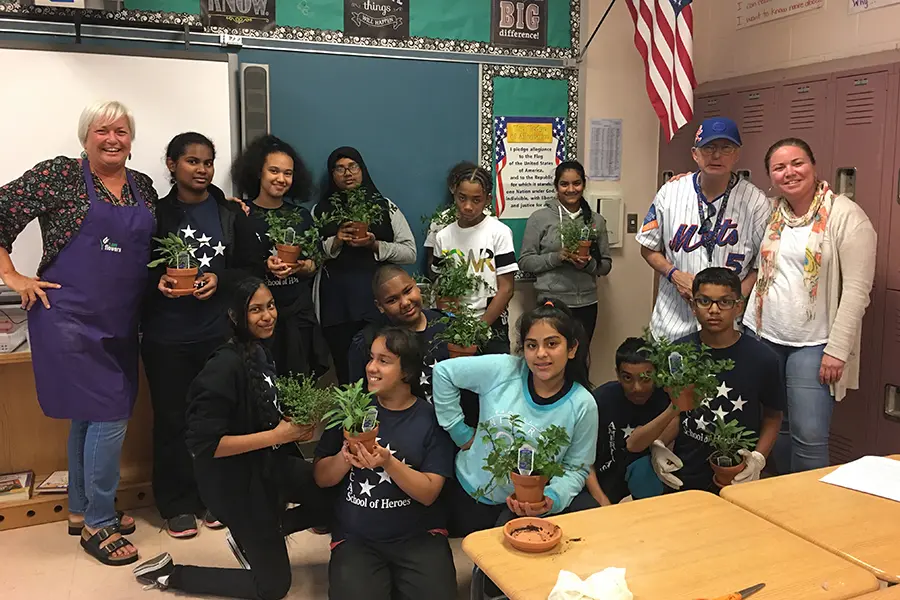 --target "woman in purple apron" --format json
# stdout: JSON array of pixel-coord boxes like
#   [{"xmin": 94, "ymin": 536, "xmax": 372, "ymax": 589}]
[{"xmin": 0, "ymin": 101, "xmax": 157, "ymax": 566}]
